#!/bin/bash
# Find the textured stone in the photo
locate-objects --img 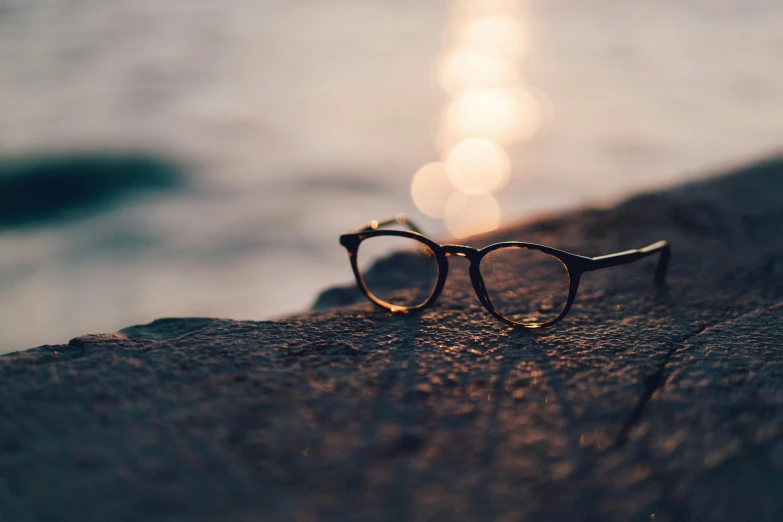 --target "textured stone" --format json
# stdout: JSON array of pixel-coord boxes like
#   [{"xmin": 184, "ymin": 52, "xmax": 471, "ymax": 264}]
[{"xmin": 1, "ymin": 158, "xmax": 782, "ymax": 521}]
